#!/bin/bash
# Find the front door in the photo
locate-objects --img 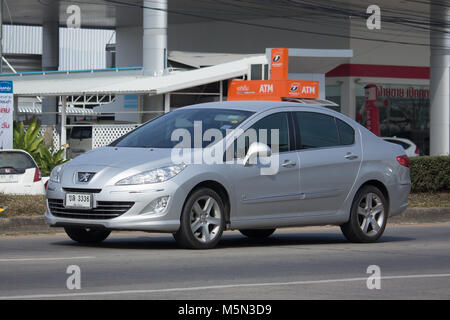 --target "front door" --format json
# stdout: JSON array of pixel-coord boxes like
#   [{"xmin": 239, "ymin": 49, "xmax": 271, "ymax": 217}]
[{"xmin": 228, "ymin": 111, "xmax": 301, "ymax": 223}]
